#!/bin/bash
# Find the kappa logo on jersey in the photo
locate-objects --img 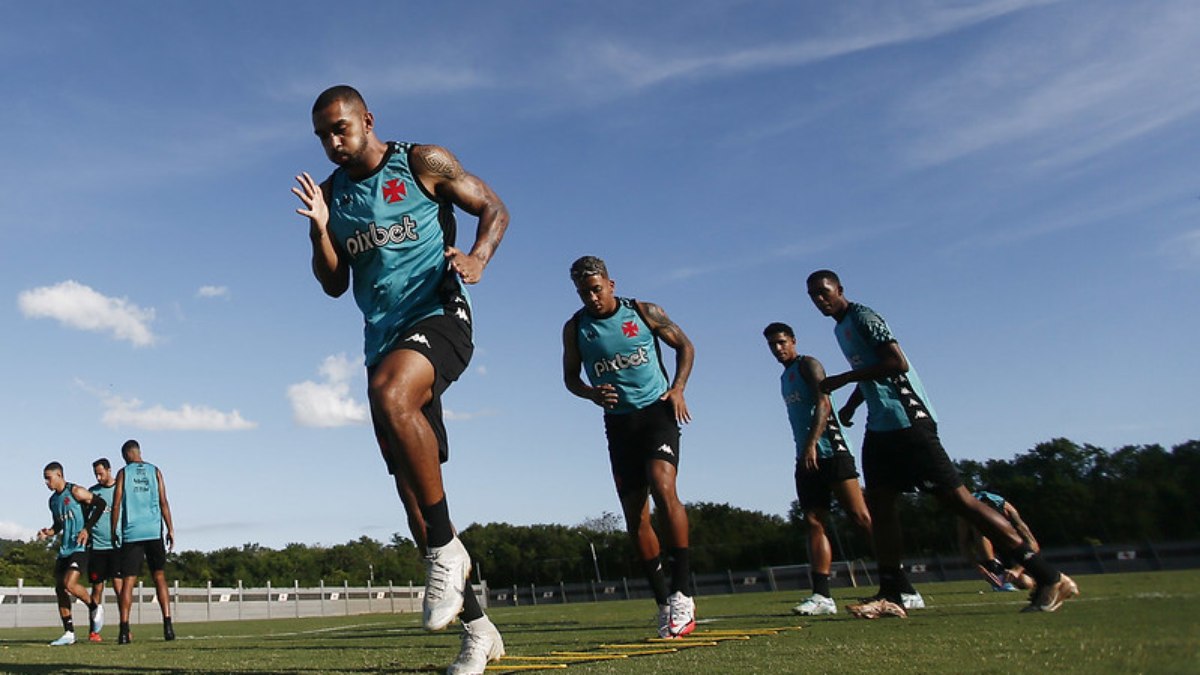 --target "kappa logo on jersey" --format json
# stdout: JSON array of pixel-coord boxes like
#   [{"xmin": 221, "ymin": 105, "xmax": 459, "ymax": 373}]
[
  {"xmin": 343, "ymin": 215, "xmax": 420, "ymax": 258},
  {"xmin": 592, "ymin": 346, "xmax": 650, "ymax": 379},
  {"xmin": 406, "ymin": 333, "xmax": 431, "ymax": 348},
  {"xmin": 621, "ymin": 321, "xmax": 639, "ymax": 338},
  {"xmin": 382, "ymin": 178, "xmax": 407, "ymax": 204}
]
